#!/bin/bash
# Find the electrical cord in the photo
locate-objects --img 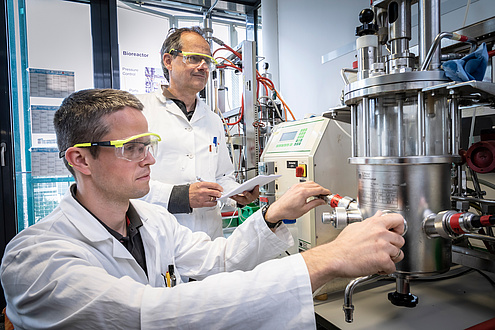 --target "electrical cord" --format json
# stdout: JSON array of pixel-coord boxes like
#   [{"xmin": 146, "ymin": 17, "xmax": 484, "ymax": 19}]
[
  {"xmin": 462, "ymin": 0, "xmax": 472, "ymax": 28},
  {"xmin": 333, "ymin": 120, "xmax": 351, "ymax": 139},
  {"xmin": 475, "ymin": 268, "xmax": 495, "ymax": 287},
  {"xmin": 213, "ymin": 40, "xmax": 296, "ymax": 121}
]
